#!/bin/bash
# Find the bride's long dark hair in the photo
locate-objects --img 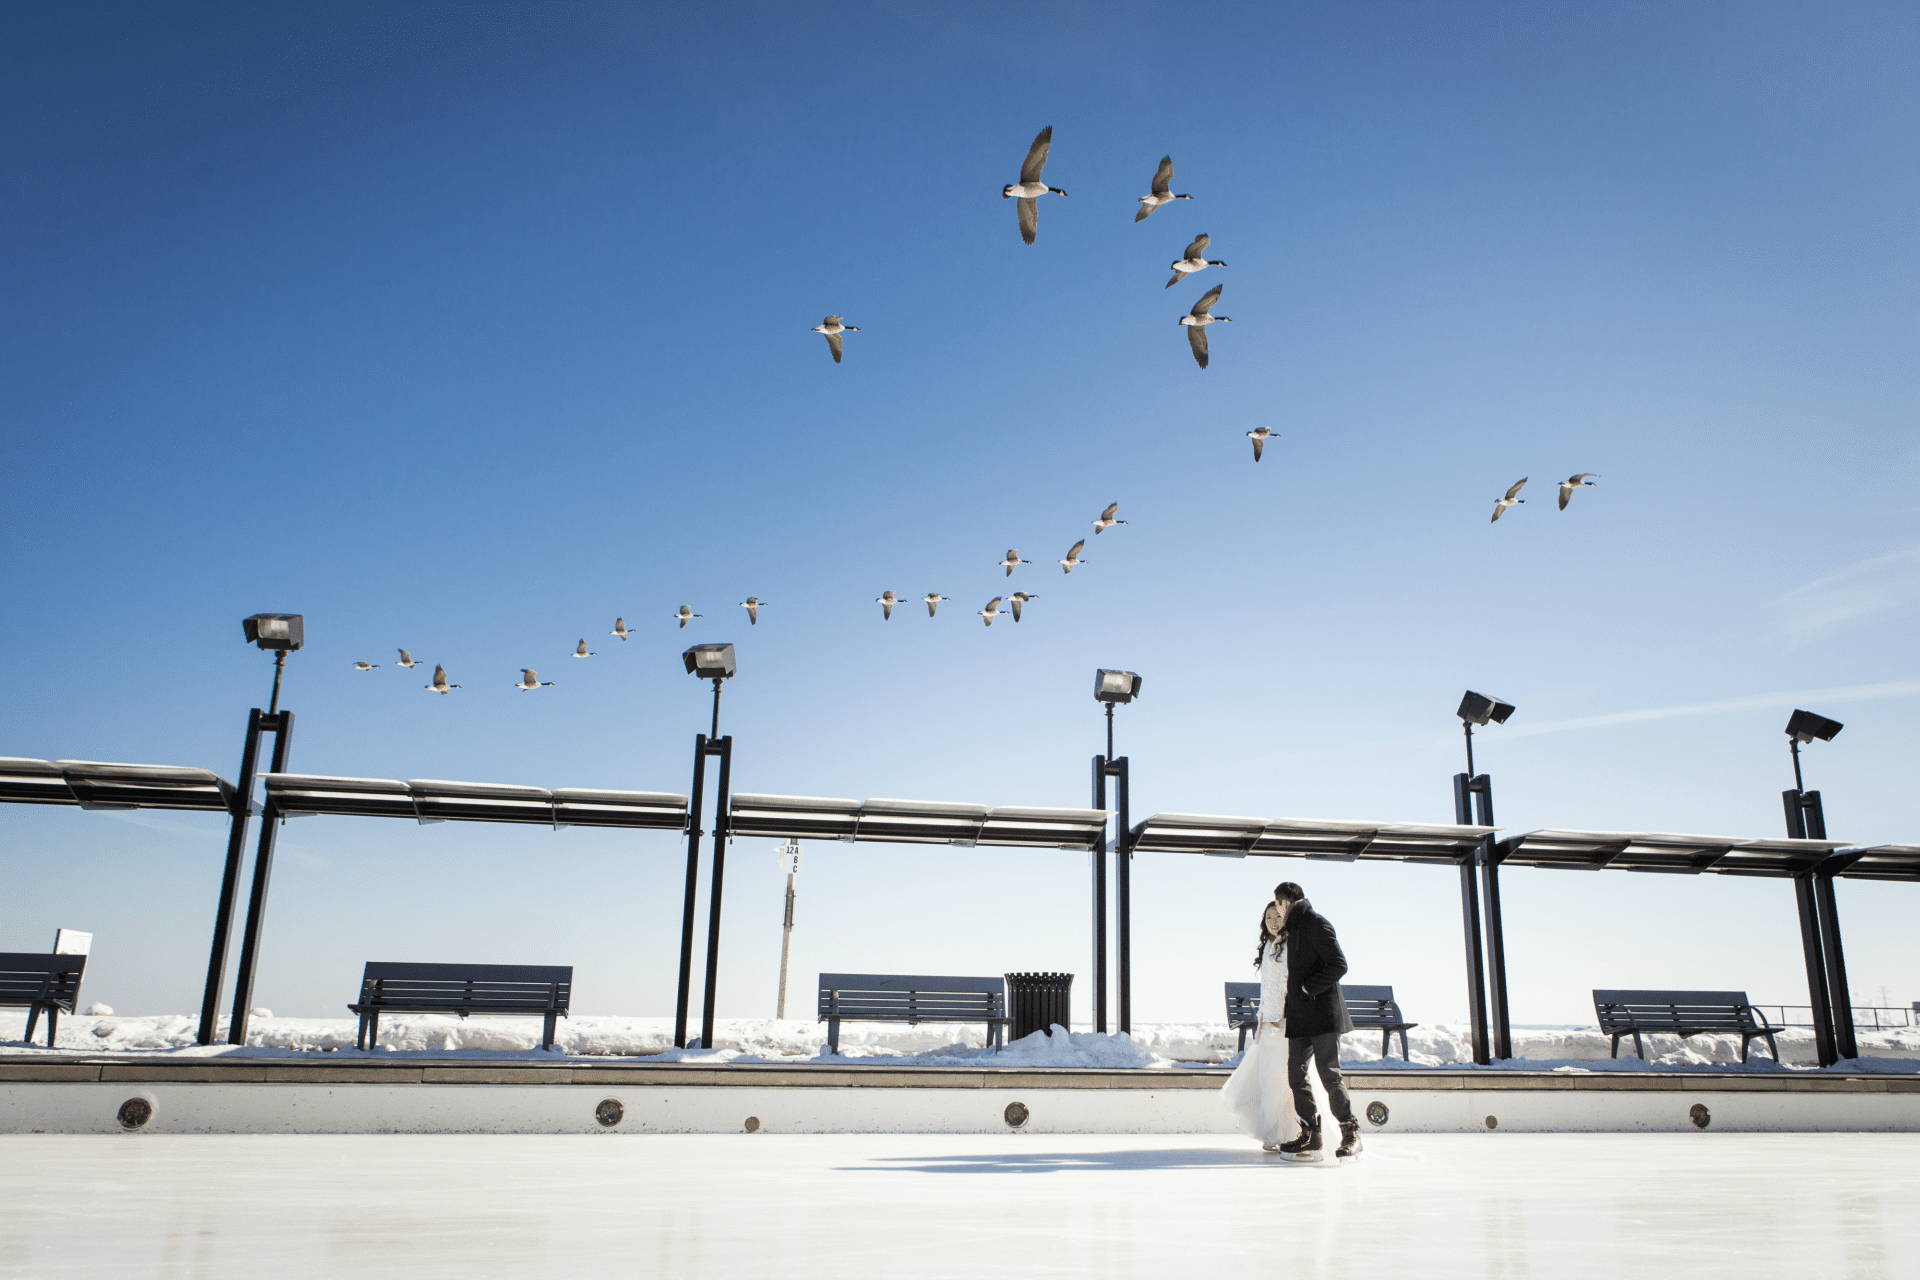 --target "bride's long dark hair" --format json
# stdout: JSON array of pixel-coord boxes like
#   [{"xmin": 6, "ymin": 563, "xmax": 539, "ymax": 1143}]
[
  {"xmin": 1254, "ymin": 886, "xmax": 1301, "ymax": 967},
  {"xmin": 1253, "ymin": 907, "xmax": 1285, "ymax": 968}
]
